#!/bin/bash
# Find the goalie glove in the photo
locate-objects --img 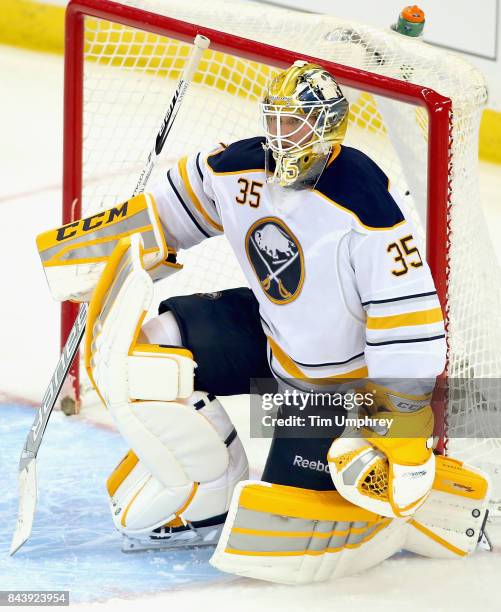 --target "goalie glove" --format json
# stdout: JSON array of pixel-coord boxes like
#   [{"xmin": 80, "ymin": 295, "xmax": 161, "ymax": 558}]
[
  {"xmin": 328, "ymin": 383, "xmax": 435, "ymax": 518},
  {"xmin": 36, "ymin": 193, "xmax": 181, "ymax": 302}
]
